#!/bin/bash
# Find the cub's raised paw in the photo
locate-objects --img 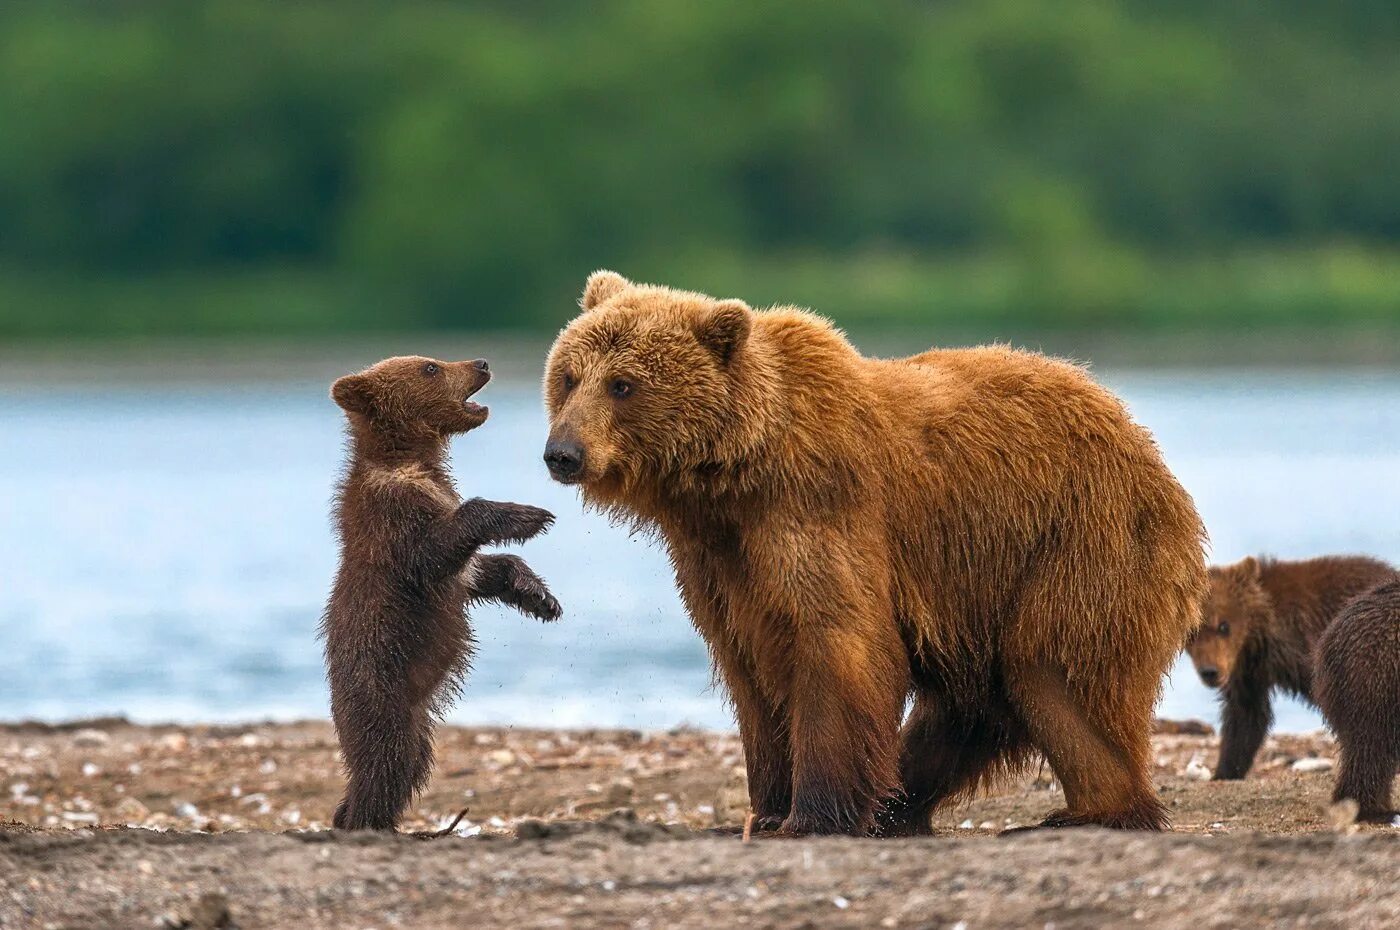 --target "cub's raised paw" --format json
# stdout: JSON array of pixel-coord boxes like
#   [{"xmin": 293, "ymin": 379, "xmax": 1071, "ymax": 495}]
[
  {"xmin": 505, "ymin": 560, "xmax": 561, "ymax": 621},
  {"xmin": 515, "ymin": 582, "xmax": 562, "ymax": 622},
  {"xmin": 467, "ymin": 553, "xmax": 561, "ymax": 621},
  {"xmin": 490, "ymin": 502, "xmax": 555, "ymax": 543},
  {"xmin": 463, "ymin": 500, "xmax": 556, "ymax": 545}
]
